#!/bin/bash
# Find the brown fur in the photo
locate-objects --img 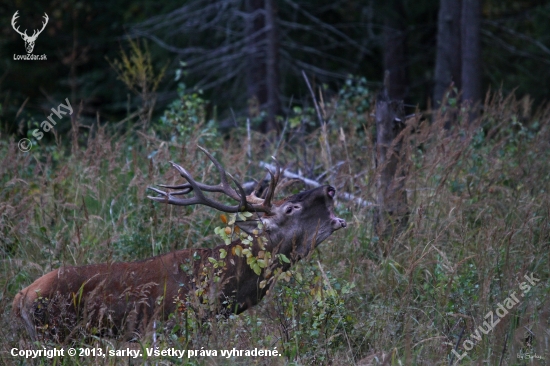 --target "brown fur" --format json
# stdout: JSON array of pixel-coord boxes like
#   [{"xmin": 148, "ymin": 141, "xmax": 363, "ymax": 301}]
[{"xmin": 12, "ymin": 185, "xmax": 346, "ymax": 341}]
